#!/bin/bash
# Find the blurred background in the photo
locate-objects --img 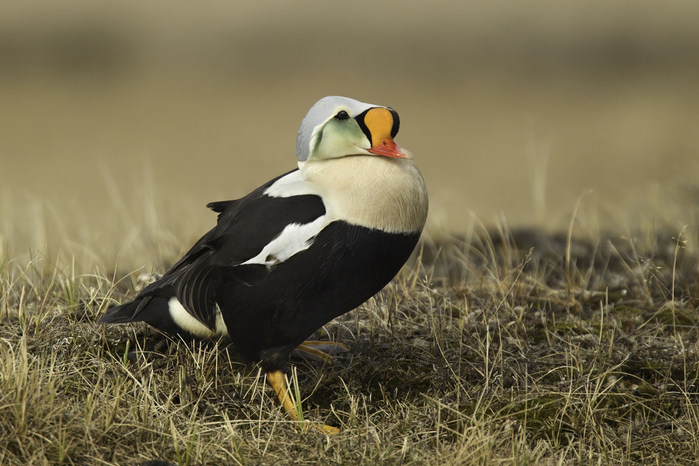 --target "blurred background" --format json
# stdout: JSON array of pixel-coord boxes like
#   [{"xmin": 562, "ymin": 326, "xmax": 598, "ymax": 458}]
[{"xmin": 1, "ymin": 0, "xmax": 699, "ymax": 268}]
